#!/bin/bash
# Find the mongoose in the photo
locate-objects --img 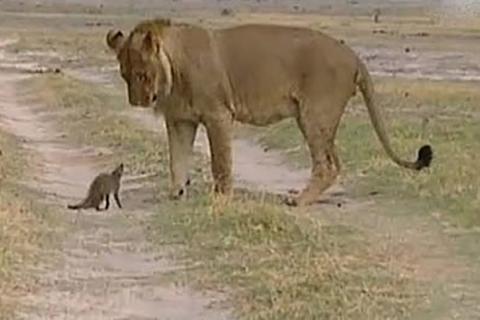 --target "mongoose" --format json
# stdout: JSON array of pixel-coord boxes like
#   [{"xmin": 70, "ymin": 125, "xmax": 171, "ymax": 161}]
[
  {"xmin": 67, "ymin": 163, "xmax": 124, "ymax": 211},
  {"xmin": 373, "ymin": 8, "xmax": 381, "ymax": 23}
]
